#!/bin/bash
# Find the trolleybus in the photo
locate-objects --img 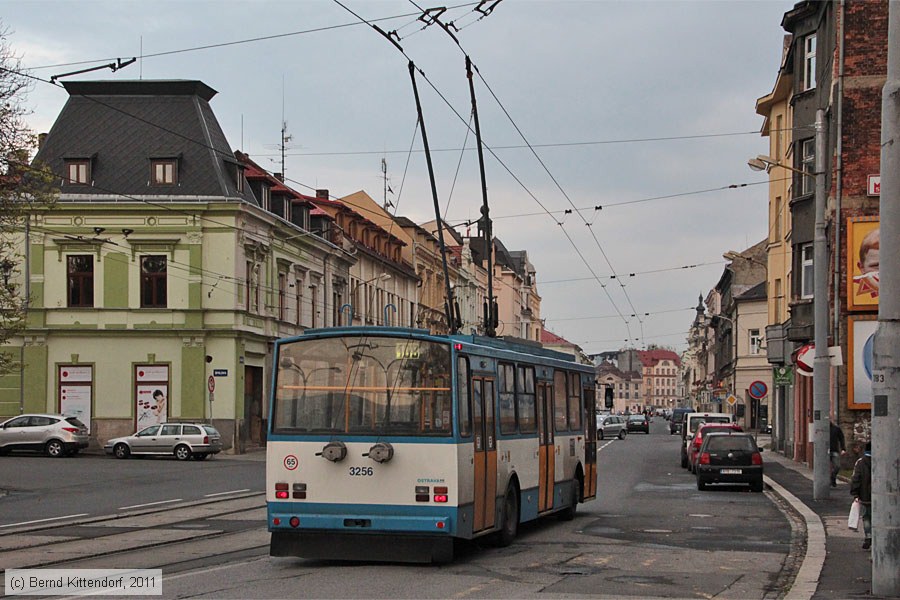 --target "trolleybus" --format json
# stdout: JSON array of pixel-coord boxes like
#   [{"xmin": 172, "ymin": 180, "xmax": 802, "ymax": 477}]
[{"xmin": 266, "ymin": 326, "xmax": 597, "ymax": 563}]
